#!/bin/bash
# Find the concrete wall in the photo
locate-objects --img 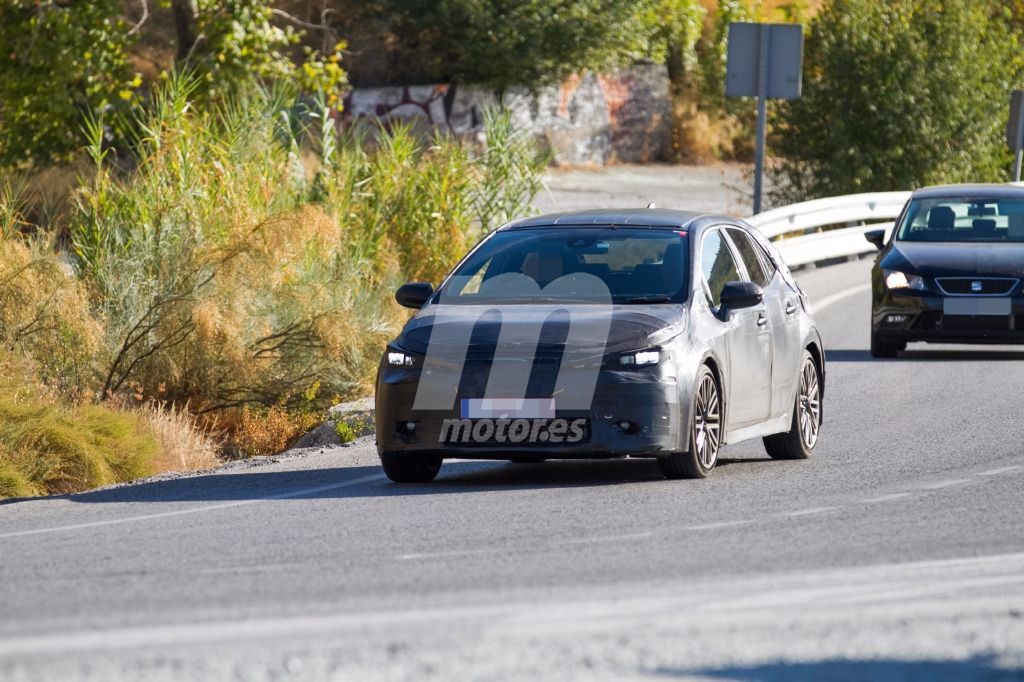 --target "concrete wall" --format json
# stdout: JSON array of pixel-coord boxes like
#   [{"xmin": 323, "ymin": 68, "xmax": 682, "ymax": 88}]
[{"xmin": 342, "ymin": 64, "xmax": 671, "ymax": 166}]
